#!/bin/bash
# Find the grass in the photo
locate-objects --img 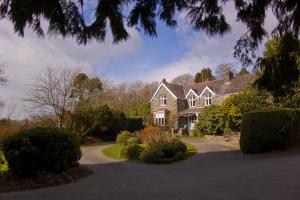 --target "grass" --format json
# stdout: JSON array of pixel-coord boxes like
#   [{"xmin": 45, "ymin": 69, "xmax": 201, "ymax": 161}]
[
  {"xmin": 102, "ymin": 145, "xmax": 126, "ymax": 159},
  {"xmin": 0, "ymin": 153, "xmax": 8, "ymax": 173},
  {"xmin": 102, "ymin": 143, "xmax": 198, "ymax": 161}
]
